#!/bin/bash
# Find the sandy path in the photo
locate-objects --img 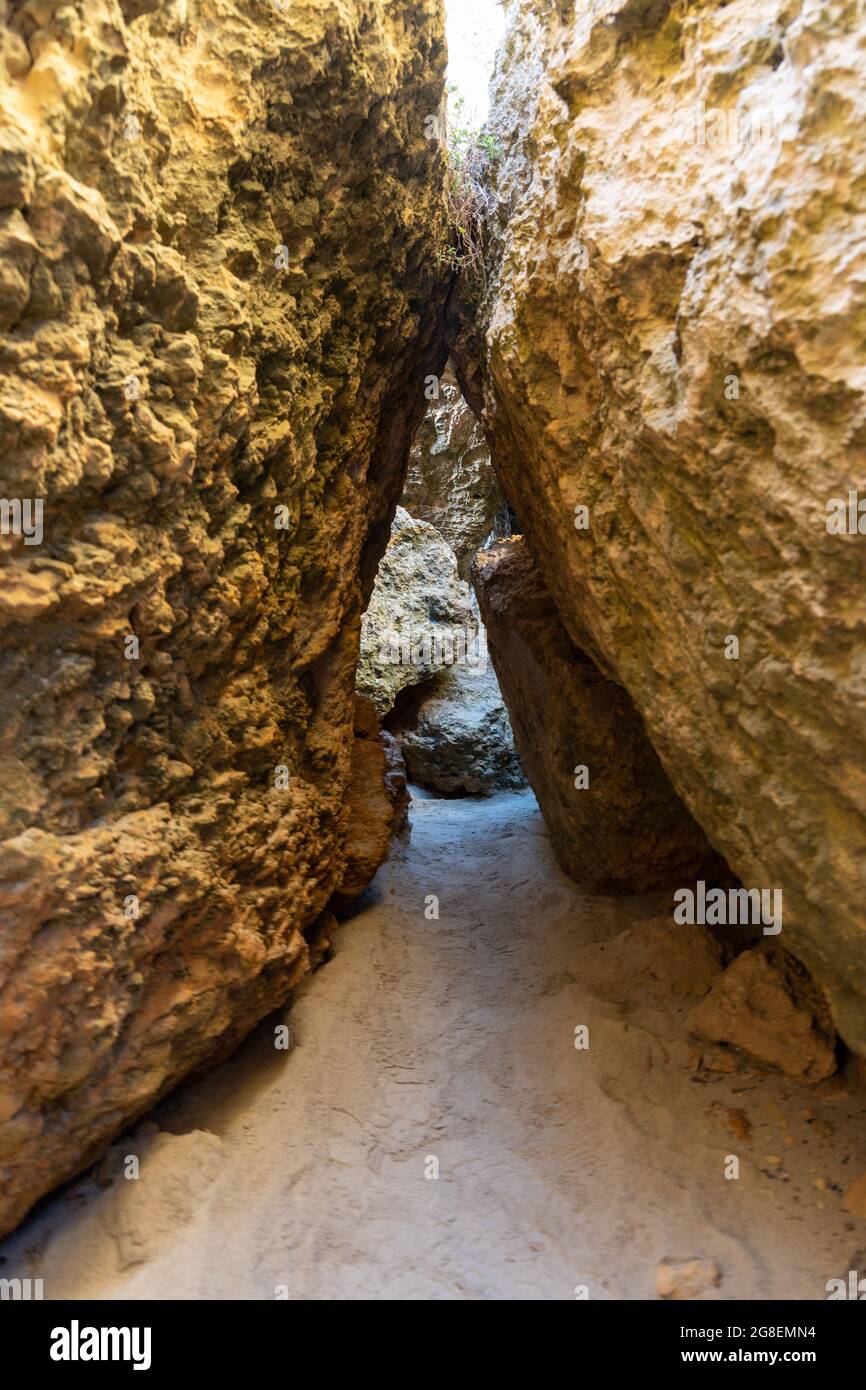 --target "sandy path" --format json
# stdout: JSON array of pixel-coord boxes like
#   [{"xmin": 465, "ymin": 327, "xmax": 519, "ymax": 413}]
[{"xmin": 3, "ymin": 791, "xmax": 865, "ymax": 1300}]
